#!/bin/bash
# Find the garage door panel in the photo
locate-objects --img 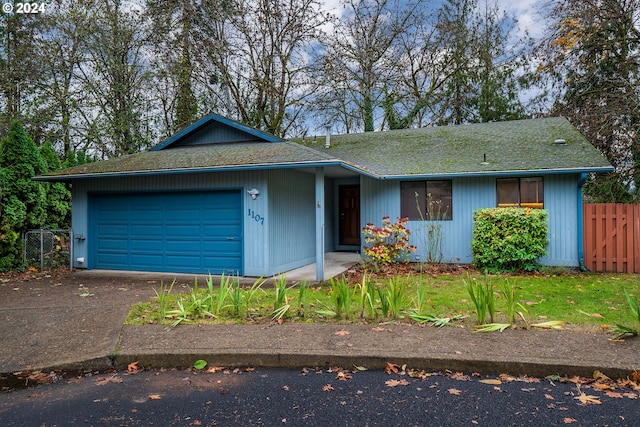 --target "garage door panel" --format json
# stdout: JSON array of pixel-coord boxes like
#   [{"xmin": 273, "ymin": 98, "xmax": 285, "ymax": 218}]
[
  {"xmin": 203, "ymin": 240, "xmax": 241, "ymax": 252},
  {"xmin": 96, "ymin": 252, "xmax": 129, "ymax": 266},
  {"xmin": 91, "ymin": 191, "xmax": 242, "ymax": 274},
  {"xmin": 130, "ymin": 225, "xmax": 163, "ymax": 238},
  {"xmin": 129, "ymin": 239, "xmax": 163, "ymax": 251},
  {"xmin": 165, "ymin": 225, "xmax": 201, "ymax": 237},
  {"xmin": 97, "ymin": 225, "xmax": 128, "ymax": 236}
]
